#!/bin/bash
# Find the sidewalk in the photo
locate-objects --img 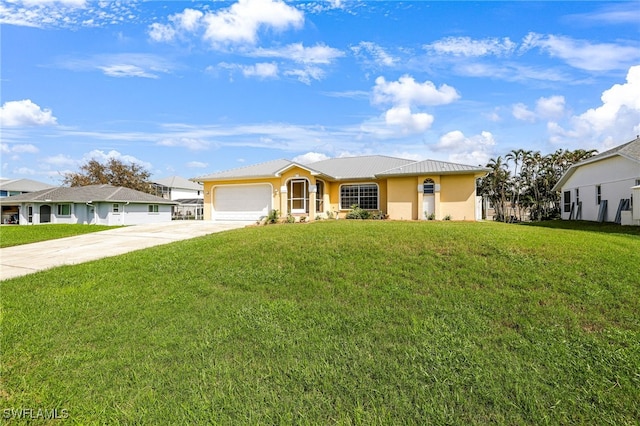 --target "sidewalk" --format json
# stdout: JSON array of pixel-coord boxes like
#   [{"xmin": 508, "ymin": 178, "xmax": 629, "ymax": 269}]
[{"xmin": 0, "ymin": 221, "xmax": 251, "ymax": 281}]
